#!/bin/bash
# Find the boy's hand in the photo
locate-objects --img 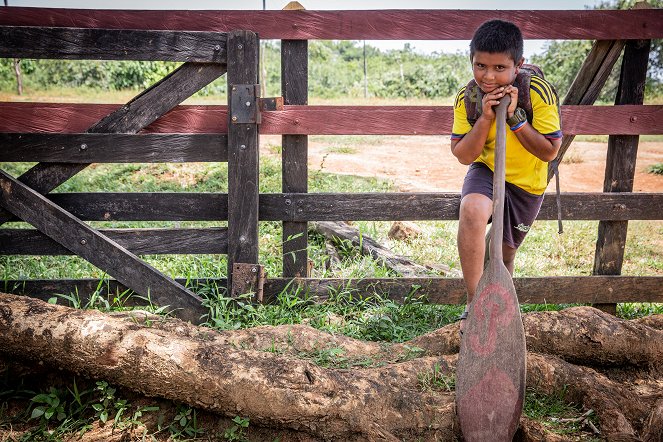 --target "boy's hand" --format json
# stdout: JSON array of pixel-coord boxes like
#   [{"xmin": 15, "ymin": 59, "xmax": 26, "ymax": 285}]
[
  {"xmin": 480, "ymin": 87, "xmax": 507, "ymax": 121},
  {"xmin": 504, "ymin": 85, "xmax": 519, "ymax": 118}
]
